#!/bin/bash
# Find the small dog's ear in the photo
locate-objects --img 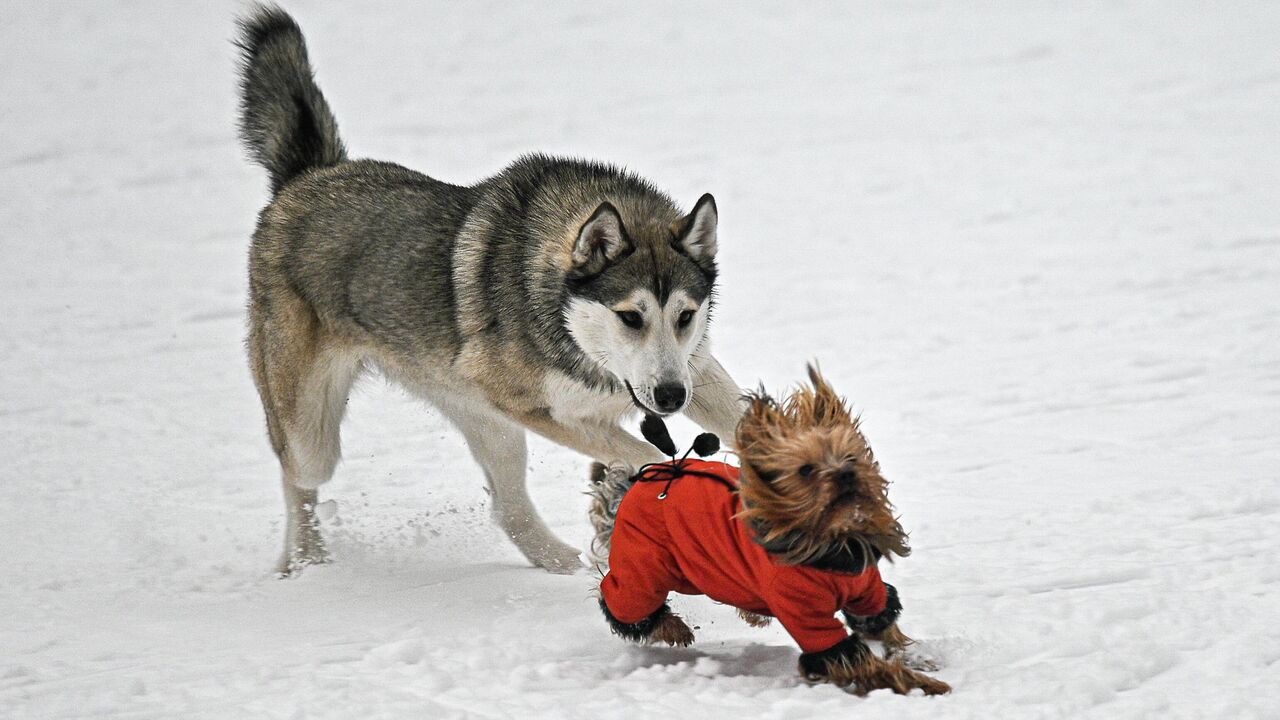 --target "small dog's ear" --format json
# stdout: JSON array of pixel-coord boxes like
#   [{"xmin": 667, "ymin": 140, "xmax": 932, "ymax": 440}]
[
  {"xmin": 571, "ymin": 202, "xmax": 634, "ymax": 279},
  {"xmin": 737, "ymin": 386, "xmax": 789, "ymax": 450},
  {"xmin": 671, "ymin": 193, "xmax": 718, "ymax": 262}
]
